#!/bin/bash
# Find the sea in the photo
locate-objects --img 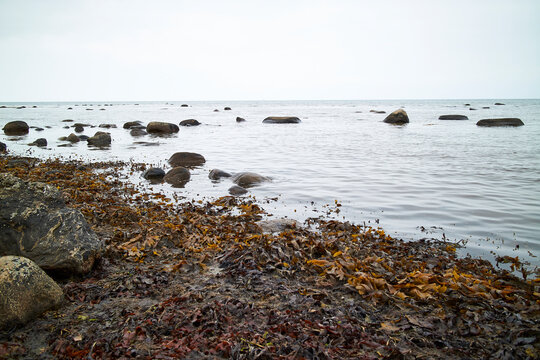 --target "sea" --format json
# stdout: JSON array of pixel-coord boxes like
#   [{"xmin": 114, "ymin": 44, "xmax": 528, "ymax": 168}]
[{"xmin": 1, "ymin": 99, "xmax": 539, "ymax": 269}]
